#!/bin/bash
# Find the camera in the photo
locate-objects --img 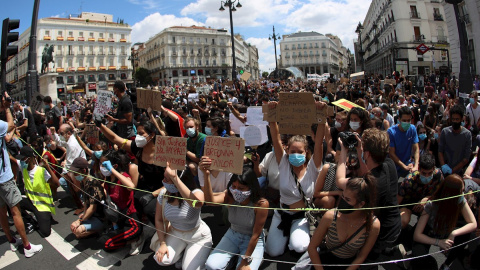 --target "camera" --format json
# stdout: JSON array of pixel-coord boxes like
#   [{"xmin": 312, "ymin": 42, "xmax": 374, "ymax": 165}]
[{"xmin": 339, "ymin": 132, "xmax": 358, "ymax": 149}]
